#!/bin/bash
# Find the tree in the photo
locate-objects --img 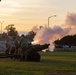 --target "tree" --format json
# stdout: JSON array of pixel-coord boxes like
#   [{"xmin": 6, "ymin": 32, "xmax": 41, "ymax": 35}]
[
  {"xmin": 27, "ymin": 31, "xmax": 36, "ymax": 42},
  {"xmin": 54, "ymin": 34, "xmax": 76, "ymax": 46},
  {"xmin": 5, "ymin": 24, "xmax": 19, "ymax": 37}
]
